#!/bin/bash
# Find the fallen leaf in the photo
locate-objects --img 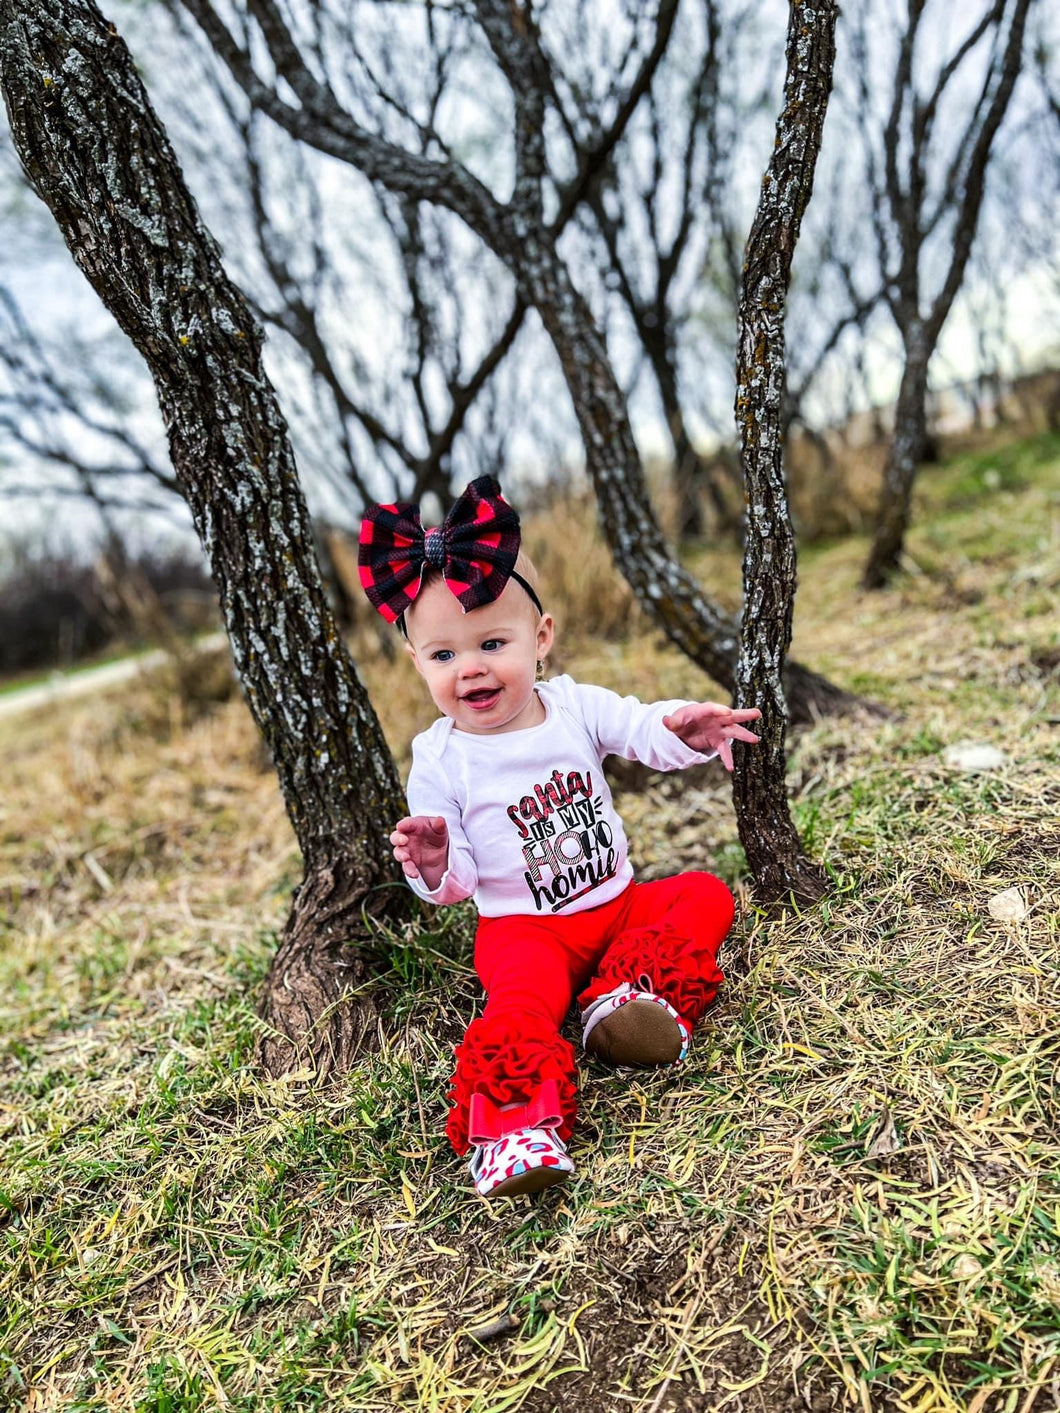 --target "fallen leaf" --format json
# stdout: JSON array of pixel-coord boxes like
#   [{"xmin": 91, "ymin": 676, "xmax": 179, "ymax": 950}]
[
  {"xmin": 952, "ymin": 1253, "xmax": 984, "ymax": 1282},
  {"xmin": 967, "ymin": 1382, "xmax": 1002, "ymax": 1413},
  {"xmin": 401, "ymin": 1176, "xmax": 417, "ymax": 1220},
  {"xmin": 987, "ymin": 886, "xmax": 1028, "ymax": 922},
  {"xmin": 864, "ymin": 1107, "xmax": 901, "ymax": 1161}
]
